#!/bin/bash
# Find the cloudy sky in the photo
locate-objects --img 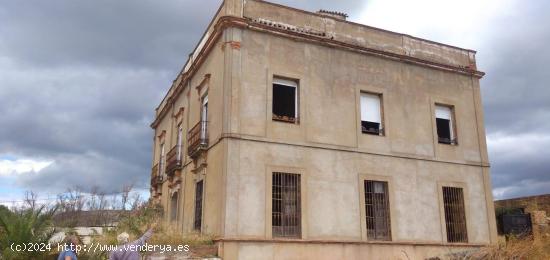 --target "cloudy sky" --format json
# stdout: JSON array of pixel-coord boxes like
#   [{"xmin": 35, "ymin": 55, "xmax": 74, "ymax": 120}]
[{"xmin": 0, "ymin": 0, "xmax": 548, "ymax": 205}]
